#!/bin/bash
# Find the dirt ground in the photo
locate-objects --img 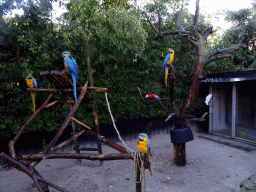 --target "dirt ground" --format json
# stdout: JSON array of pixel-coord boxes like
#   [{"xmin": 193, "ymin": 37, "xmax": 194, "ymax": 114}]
[{"xmin": 0, "ymin": 131, "xmax": 255, "ymax": 192}]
